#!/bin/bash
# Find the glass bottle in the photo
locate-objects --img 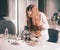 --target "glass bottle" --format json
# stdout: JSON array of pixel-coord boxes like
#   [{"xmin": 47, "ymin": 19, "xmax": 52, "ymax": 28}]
[{"xmin": 4, "ymin": 27, "xmax": 8, "ymax": 39}]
